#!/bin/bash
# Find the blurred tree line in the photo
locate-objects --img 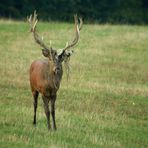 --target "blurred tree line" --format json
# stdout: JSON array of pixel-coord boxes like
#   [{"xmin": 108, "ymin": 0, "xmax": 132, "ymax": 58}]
[{"xmin": 0, "ymin": 0, "xmax": 148, "ymax": 24}]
